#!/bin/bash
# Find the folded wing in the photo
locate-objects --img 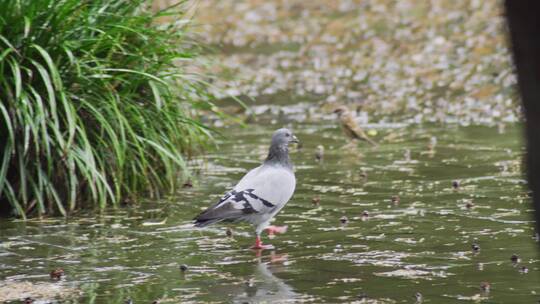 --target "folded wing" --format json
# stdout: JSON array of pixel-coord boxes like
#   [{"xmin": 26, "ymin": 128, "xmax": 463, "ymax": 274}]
[
  {"xmin": 194, "ymin": 165, "xmax": 296, "ymax": 227},
  {"xmin": 194, "ymin": 189, "xmax": 276, "ymax": 227}
]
